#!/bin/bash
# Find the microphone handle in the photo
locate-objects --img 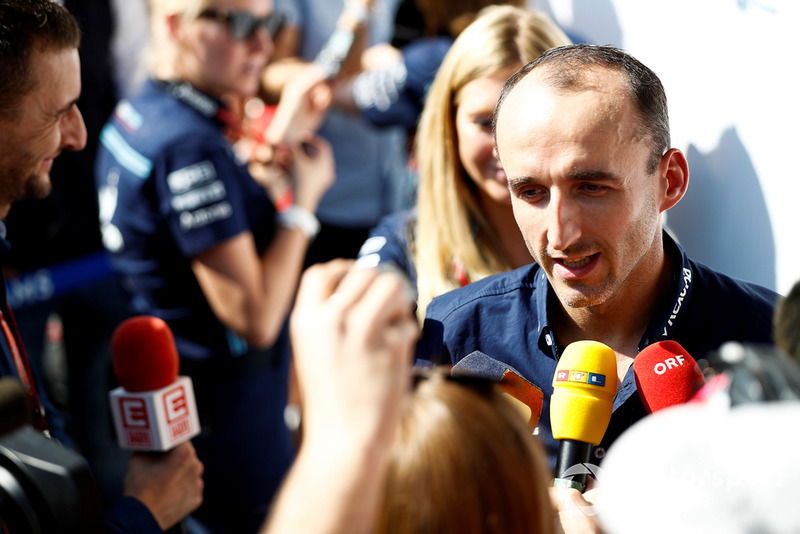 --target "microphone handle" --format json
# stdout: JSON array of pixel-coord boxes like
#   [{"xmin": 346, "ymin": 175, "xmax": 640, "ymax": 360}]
[{"xmin": 553, "ymin": 439, "xmax": 593, "ymax": 492}]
